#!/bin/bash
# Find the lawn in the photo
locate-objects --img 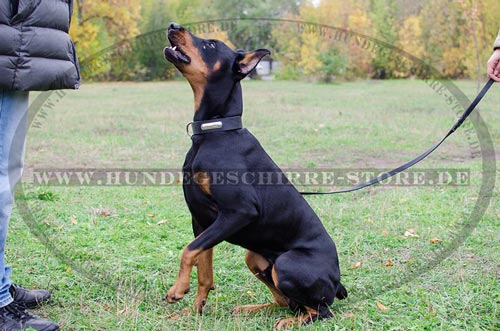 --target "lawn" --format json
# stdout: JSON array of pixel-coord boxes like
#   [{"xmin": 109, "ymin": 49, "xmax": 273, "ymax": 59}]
[{"xmin": 9, "ymin": 79, "xmax": 500, "ymax": 330}]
